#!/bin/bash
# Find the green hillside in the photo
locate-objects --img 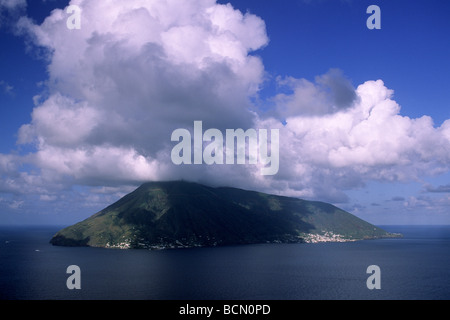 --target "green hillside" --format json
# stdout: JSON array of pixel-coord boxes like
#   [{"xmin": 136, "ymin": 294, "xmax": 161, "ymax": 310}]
[{"xmin": 50, "ymin": 181, "xmax": 398, "ymax": 249}]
